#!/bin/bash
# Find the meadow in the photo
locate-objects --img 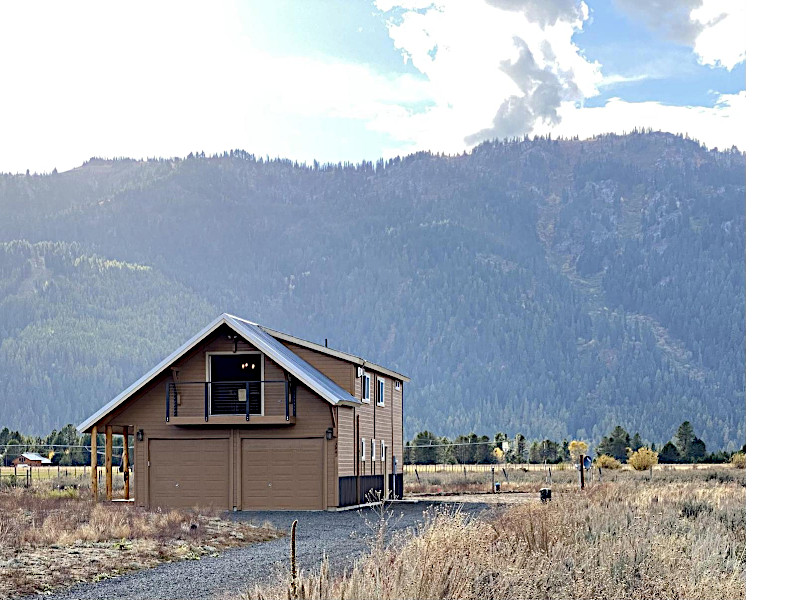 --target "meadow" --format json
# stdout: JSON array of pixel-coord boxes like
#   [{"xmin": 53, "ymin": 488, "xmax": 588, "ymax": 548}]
[
  {"xmin": 0, "ymin": 479, "xmax": 279, "ymax": 598},
  {"xmin": 241, "ymin": 467, "xmax": 746, "ymax": 600}
]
